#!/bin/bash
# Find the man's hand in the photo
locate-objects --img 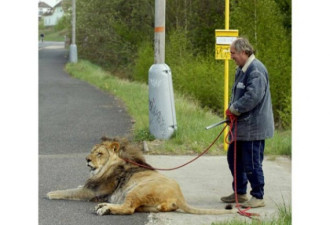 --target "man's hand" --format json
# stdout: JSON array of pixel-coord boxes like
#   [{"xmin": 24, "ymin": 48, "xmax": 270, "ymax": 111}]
[
  {"xmin": 229, "ymin": 105, "xmax": 241, "ymax": 116},
  {"xmin": 226, "ymin": 108, "xmax": 237, "ymax": 122}
]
